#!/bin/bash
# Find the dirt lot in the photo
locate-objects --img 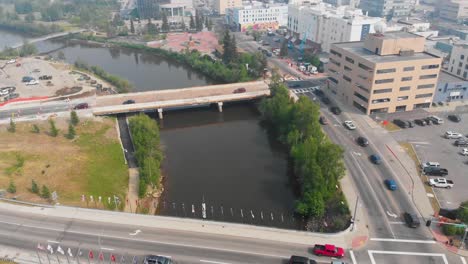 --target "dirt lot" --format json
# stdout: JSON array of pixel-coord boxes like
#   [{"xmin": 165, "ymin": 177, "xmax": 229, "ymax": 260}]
[
  {"xmin": 0, "ymin": 116, "xmax": 128, "ymax": 207},
  {"xmin": 0, "ymin": 57, "xmax": 96, "ymax": 100}
]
